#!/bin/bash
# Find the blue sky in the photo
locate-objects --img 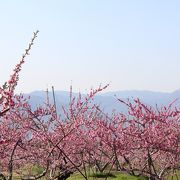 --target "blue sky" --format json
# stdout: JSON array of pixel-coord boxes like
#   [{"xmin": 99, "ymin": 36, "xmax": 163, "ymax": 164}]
[{"xmin": 0, "ymin": 0, "xmax": 180, "ymax": 93}]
